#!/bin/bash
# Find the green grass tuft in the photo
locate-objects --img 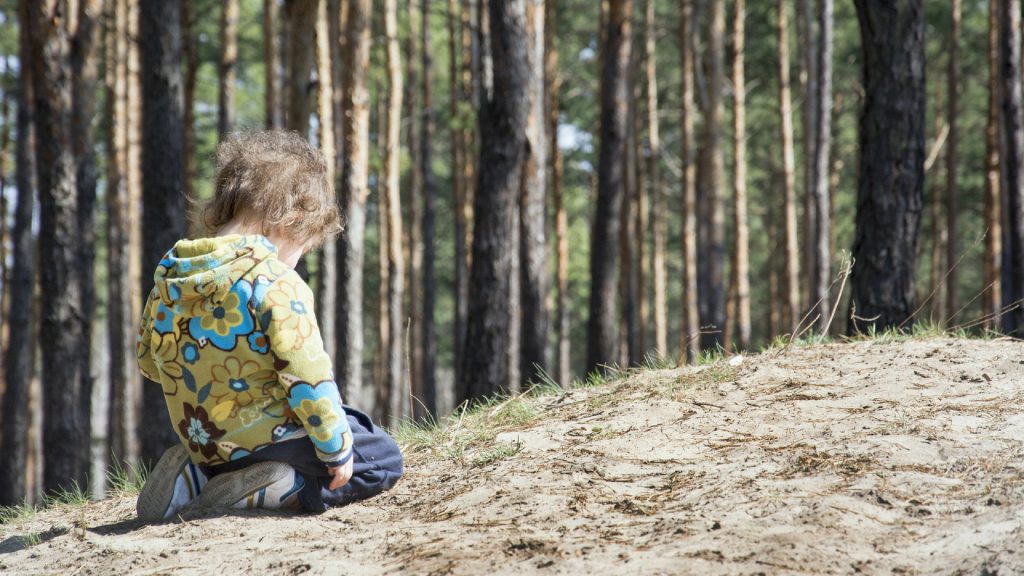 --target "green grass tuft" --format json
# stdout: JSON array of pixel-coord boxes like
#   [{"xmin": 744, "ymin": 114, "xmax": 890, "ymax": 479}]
[
  {"xmin": 470, "ymin": 438, "xmax": 524, "ymax": 468},
  {"xmin": 42, "ymin": 482, "xmax": 92, "ymax": 508},
  {"xmin": 0, "ymin": 502, "xmax": 38, "ymax": 525},
  {"xmin": 106, "ymin": 457, "xmax": 149, "ymax": 497}
]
